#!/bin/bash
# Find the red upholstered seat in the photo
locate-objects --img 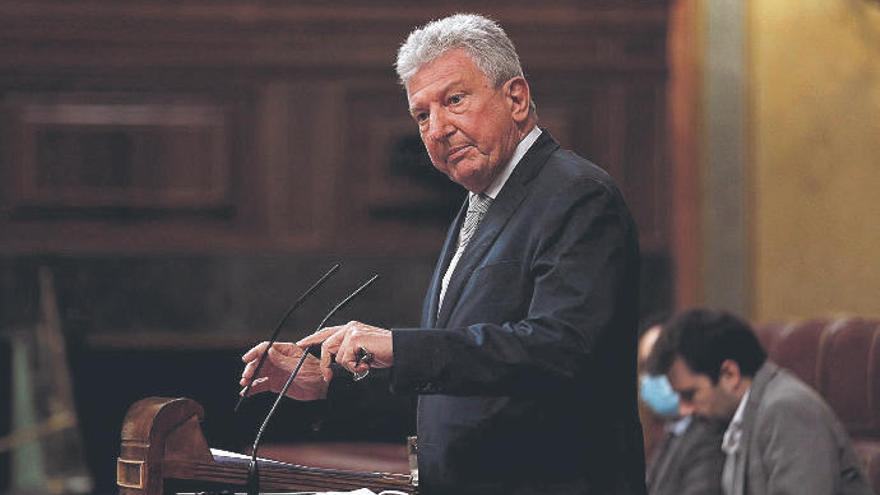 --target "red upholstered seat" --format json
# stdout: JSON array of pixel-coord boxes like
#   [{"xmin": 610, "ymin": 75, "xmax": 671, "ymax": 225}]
[
  {"xmin": 756, "ymin": 317, "xmax": 880, "ymax": 494},
  {"xmin": 764, "ymin": 318, "xmax": 829, "ymax": 389},
  {"xmin": 818, "ymin": 318, "xmax": 880, "ymax": 435},
  {"xmin": 752, "ymin": 320, "xmax": 788, "ymax": 357}
]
